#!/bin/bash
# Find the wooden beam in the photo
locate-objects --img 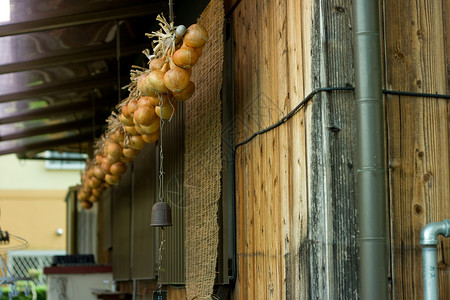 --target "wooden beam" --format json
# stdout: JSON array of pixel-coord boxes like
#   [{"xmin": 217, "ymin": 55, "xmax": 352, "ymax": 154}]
[
  {"xmin": 0, "ymin": 43, "xmax": 148, "ymax": 75},
  {"xmin": 0, "ymin": 132, "xmax": 97, "ymax": 155},
  {"xmin": 0, "ymin": 100, "xmax": 111, "ymax": 124},
  {"xmin": 0, "ymin": 75, "xmax": 117, "ymax": 103},
  {"xmin": 0, "ymin": 2, "xmax": 167, "ymax": 37},
  {"xmin": 0, "ymin": 117, "xmax": 103, "ymax": 141}
]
